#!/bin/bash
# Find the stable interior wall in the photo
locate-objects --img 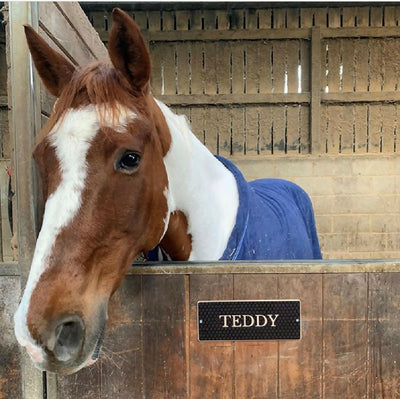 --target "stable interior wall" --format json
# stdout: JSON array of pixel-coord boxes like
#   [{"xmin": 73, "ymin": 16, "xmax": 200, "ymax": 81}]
[{"xmin": 235, "ymin": 154, "xmax": 400, "ymax": 259}]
